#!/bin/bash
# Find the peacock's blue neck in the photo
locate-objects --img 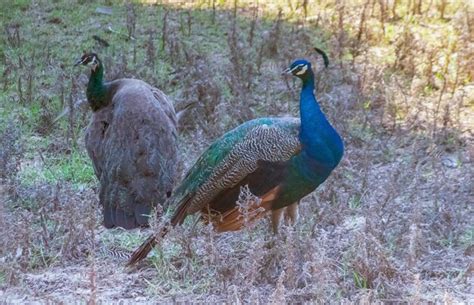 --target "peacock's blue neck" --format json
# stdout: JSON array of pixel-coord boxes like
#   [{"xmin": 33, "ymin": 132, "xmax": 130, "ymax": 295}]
[
  {"xmin": 298, "ymin": 71, "xmax": 344, "ymax": 172},
  {"xmin": 86, "ymin": 64, "xmax": 108, "ymax": 111}
]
